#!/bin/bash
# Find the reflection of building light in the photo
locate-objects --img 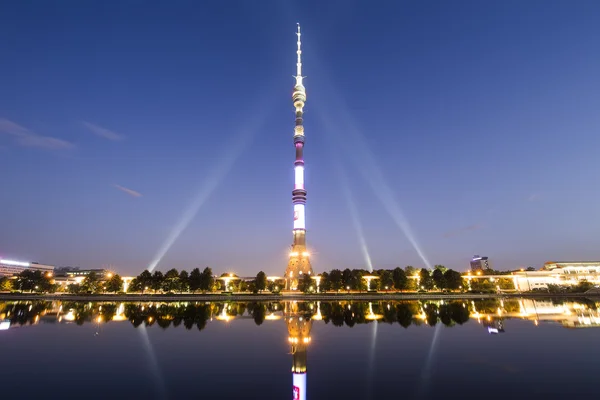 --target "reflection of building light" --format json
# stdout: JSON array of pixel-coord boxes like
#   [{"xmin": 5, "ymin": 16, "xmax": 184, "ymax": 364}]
[
  {"xmin": 265, "ymin": 313, "xmax": 281, "ymax": 321},
  {"xmin": 64, "ymin": 311, "xmax": 76, "ymax": 321}
]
